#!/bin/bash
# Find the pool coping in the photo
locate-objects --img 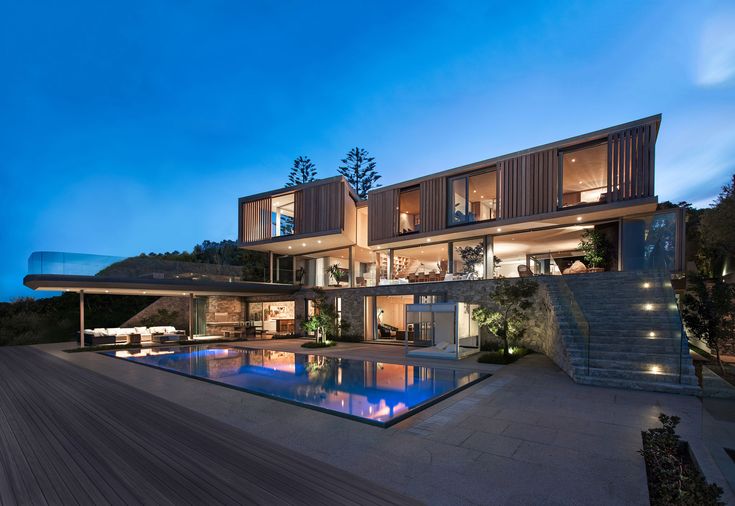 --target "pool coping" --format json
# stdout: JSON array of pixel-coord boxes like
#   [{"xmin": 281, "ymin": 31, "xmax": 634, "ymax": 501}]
[{"xmin": 101, "ymin": 344, "xmax": 491, "ymax": 428}]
